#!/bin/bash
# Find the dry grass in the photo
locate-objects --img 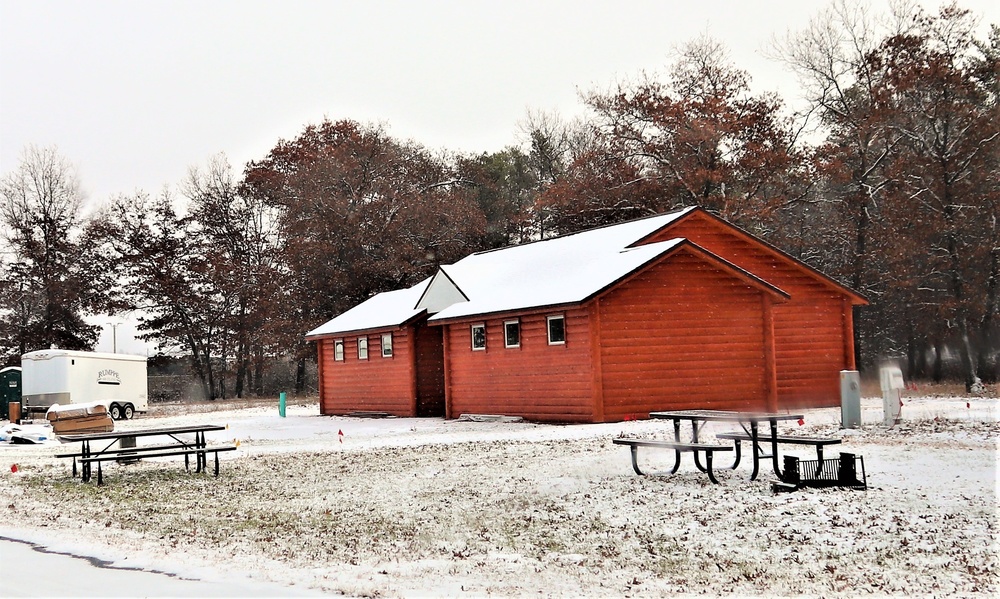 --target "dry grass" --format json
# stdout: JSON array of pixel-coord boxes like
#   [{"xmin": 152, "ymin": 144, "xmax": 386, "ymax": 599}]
[{"xmin": 150, "ymin": 395, "xmax": 319, "ymax": 417}]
